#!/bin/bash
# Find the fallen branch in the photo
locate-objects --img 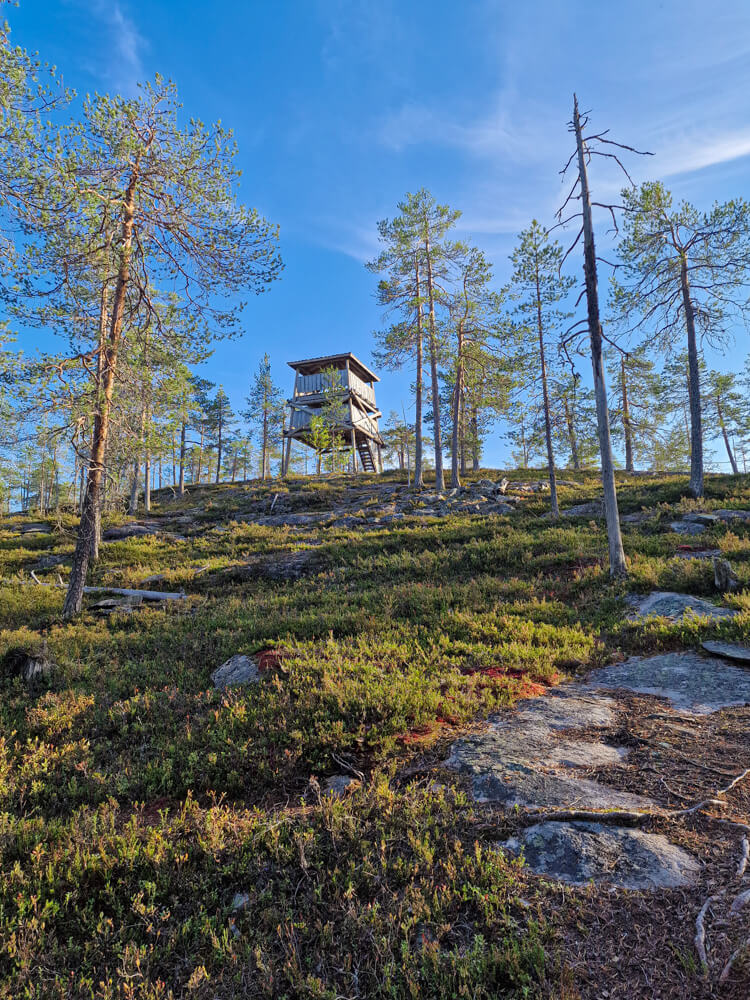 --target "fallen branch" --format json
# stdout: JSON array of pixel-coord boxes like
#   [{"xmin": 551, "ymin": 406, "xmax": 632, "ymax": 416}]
[
  {"xmin": 7, "ymin": 577, "xmax": 186, "ymax": 601},
  {"xmin": 694, "ymin": 895, "xmax": 714, "ymax": 973},
  {"xmin": 81, "ymin": 586, "xmax": 186, "ymax": 601},
  {"xmin": 738, "ymin": 836, "xmax": 749, "ymax": 879},
  {"xmin": 719, "ymin": 936, "xmax": 750, "ymax": 984},
  {"xmin": 730, "ymin": 888, "xmax": 750, "ymax": 916}
]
